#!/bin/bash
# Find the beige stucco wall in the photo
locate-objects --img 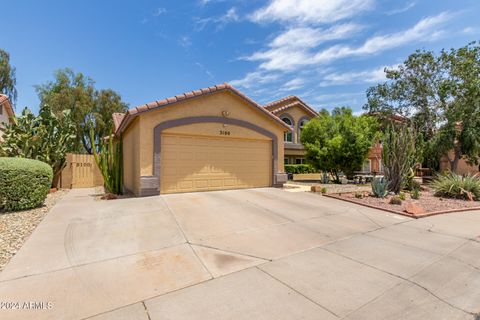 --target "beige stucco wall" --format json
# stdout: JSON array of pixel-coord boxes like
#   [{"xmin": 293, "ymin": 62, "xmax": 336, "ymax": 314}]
[
  {"xmin": 122, "ymin": 118, "xmax": 140, "ymax": 195},
  {"xmin": 122, "ymin": 91, "xmax": 286, "ymax": 194},
  {"xmin": 277, "ymin": 105, "xmax": 312, "ymax": 144},
  {"xmin": 440, "ymin": 152, "xmax": 479, "ymax": 175}
]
